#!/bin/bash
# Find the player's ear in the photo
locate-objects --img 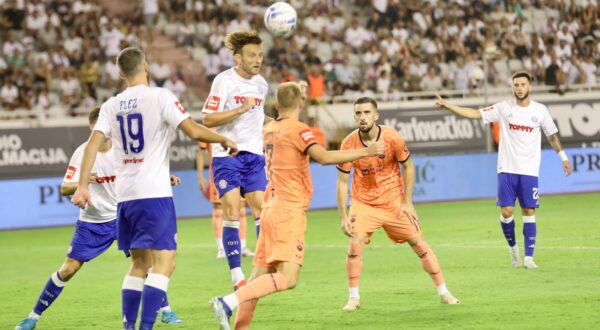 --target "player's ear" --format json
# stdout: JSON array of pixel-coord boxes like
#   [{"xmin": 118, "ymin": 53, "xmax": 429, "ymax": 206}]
[{"xmin": 234, "ymin": 52, "xmax": 242, "ymax": 64}]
